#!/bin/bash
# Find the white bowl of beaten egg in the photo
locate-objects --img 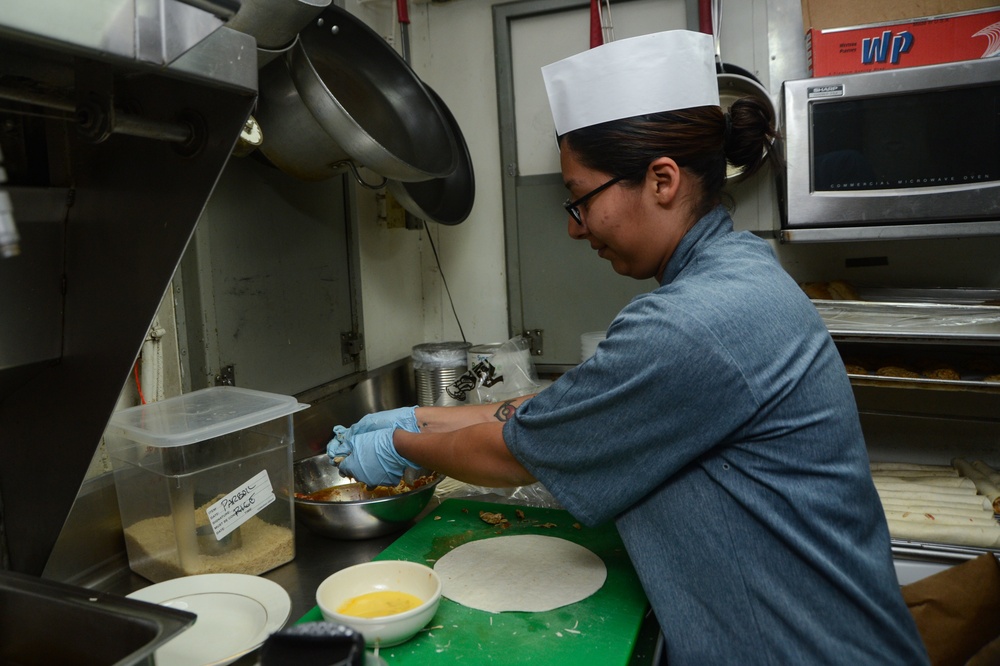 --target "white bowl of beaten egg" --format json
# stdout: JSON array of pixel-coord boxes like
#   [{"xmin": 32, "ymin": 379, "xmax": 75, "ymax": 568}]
[{"xmin": 316, "ymin": 560, "xmax": 442, "ymax": 647}]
